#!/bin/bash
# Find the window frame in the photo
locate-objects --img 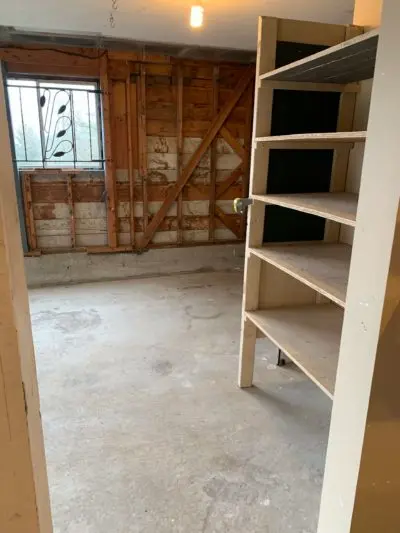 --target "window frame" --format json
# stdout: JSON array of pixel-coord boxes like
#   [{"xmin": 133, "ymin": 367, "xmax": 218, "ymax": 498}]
[{"xmin": 6, "ymin": 74, "xmax": 105, "ymax": 171}]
